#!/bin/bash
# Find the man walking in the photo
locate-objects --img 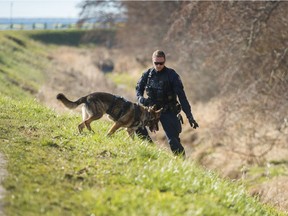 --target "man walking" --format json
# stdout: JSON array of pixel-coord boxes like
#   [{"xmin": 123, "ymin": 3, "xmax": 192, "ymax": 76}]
[{"xmin": 136, "ymin": 50, "xmax": 199, "ymax": 157}]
